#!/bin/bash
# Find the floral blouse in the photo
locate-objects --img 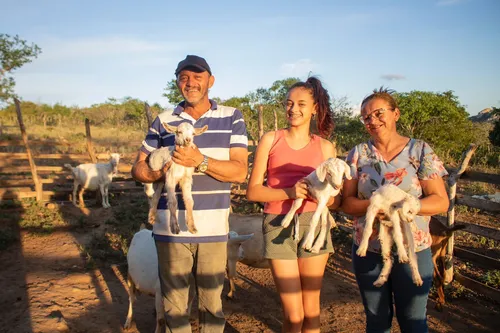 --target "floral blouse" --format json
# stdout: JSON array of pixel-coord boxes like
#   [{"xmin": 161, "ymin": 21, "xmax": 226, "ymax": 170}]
[{"xmin": 346, "ymin": 139, "xmax": 448, "ymax": 253}]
